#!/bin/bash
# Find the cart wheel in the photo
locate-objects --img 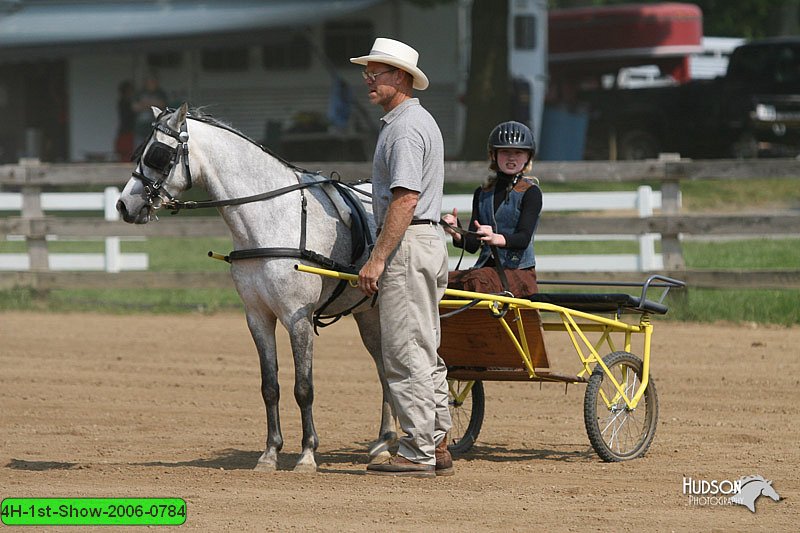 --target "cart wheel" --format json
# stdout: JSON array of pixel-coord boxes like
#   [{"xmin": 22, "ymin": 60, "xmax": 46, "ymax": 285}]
[
  {"xmin": 584, "ymin": 351, "xmax": 658, "ymax": 462},
  {"xmin": 447, "ymin": 379, "xmax": 484, "ymax": 455}
]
